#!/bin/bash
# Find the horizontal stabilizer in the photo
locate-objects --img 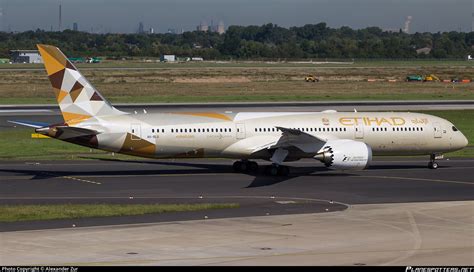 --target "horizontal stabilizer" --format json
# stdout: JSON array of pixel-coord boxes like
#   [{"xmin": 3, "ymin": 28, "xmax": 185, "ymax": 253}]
[
  {"xmin": 8, "ymin": 120, "xmax": 49, "ymax": 128},
  {"xmin": 35, "ymin": 126, "xmax": 99, "ymax": 139}
]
